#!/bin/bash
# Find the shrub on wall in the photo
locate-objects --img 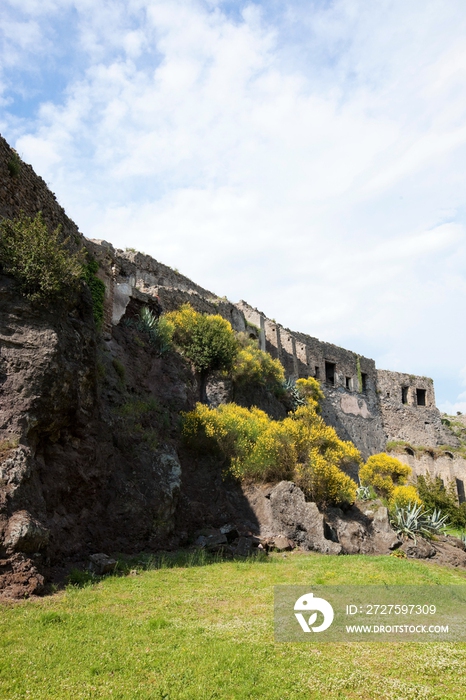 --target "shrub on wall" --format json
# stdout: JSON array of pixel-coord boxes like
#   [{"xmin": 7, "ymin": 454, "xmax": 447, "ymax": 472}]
[
  {"xmin": 83, "ymin": 259, "xmax": 105, "ymax": 328},
  {"xmin": 0, "ymin": 212, "xmax": 83, "ymax": 303},
  {"xmin": 164, "ymin": 304, "xmax": 238, "ymax": 375},
  {"xmin": 183, "ymin": 394, "xmax": 360, "ymax": 507},
  {"xmin": 231, "ymin": 334, "xmax": 285, "ymax": 392},
  {"xmin": 359, "ymin": 453, "xmax": 411, "ymax": 499},
  {"xmin": 138, "ymin": 306, "xmax": 173, "ymax": 354}
]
